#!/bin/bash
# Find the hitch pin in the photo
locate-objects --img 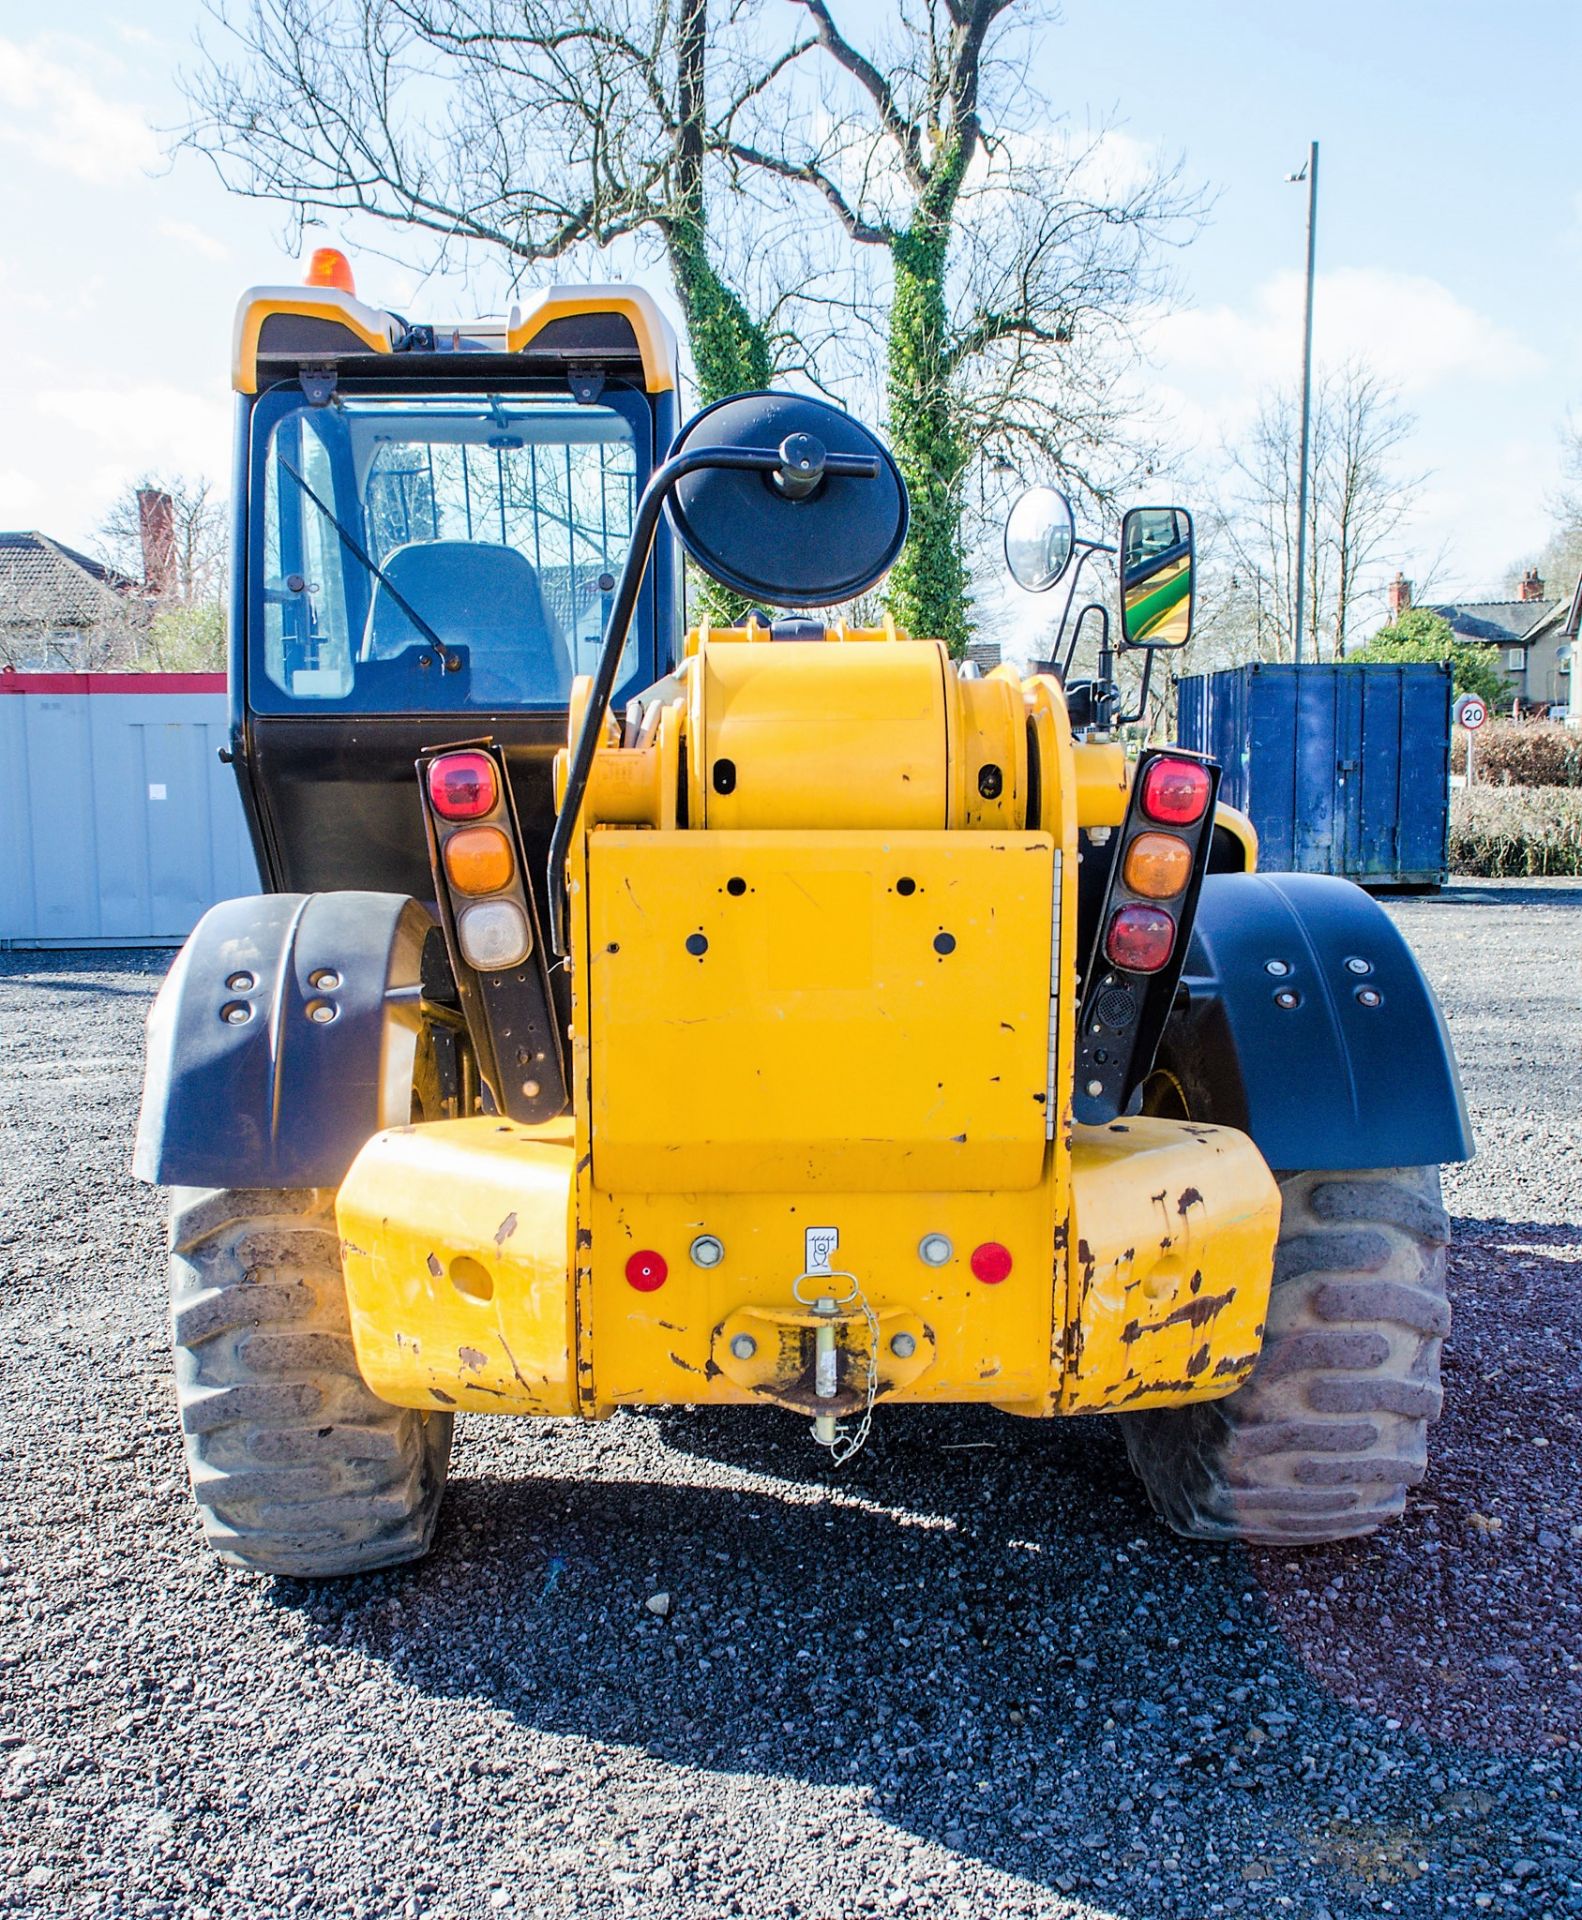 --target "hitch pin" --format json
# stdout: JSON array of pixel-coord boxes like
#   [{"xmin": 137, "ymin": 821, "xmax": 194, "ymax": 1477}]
[{"xmin": 812, "ymin": 1295, "xmax": 839, "ymax": 1444}]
